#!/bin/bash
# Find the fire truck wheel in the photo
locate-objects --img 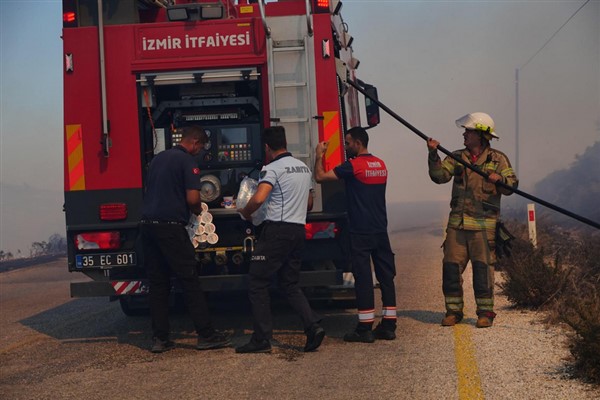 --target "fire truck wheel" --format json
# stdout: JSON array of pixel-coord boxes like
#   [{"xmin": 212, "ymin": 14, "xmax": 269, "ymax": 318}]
[{"xmin": 119, "ymin": 296, "xmax": 149, "ymax": 317}]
